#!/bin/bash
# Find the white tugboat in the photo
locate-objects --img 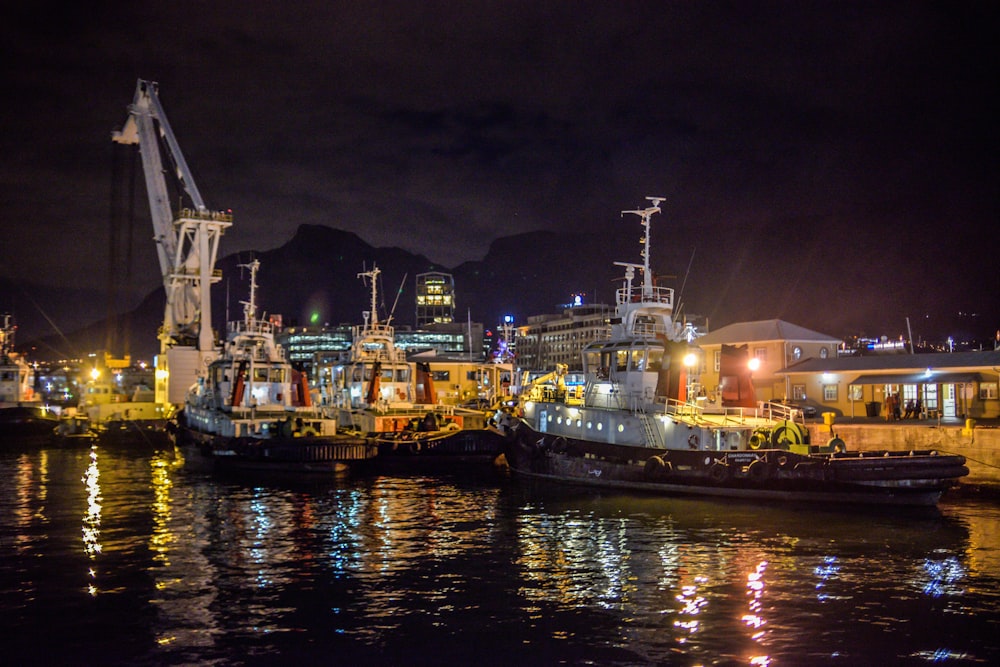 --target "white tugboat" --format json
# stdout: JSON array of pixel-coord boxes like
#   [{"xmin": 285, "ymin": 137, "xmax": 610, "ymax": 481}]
[
  {"xmin": 498, "ymin": 198, "xmax": 967, "ymax": 506},
  {"xmin": 177, "ymin": 260, "xmax": 377, "ymax": 473},
  {"xmin": 1, "ymin": 313, "xmax": 59, "ymax": 444},
  {"xmin": 314, "ymin": 265, "xmax": 504, "ymax": 462}
]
